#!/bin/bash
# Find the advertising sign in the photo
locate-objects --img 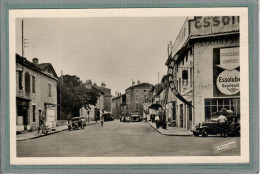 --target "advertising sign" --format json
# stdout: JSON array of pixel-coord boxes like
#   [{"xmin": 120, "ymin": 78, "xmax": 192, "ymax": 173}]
[
  {"xmin": 172, "ymin": 18, "xmax": 189, "ymax": 56},
  {"xmin": 216, "ymin": 70, "xmax": 240, "ymax": 95},
  {"xmin": 217, "ymin": 47, "xmax": 239, "ymax": 70},
  {"xmin": 190, "ymin": 16, "xmax": 239, "ymax": 37},
  {"xmin": 167, "ymin": 61, "xmax": 192, "ymax": 107},
  {"xmin": 213, "ymin": 47, "xmax": 240, "ymax": 97}
]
